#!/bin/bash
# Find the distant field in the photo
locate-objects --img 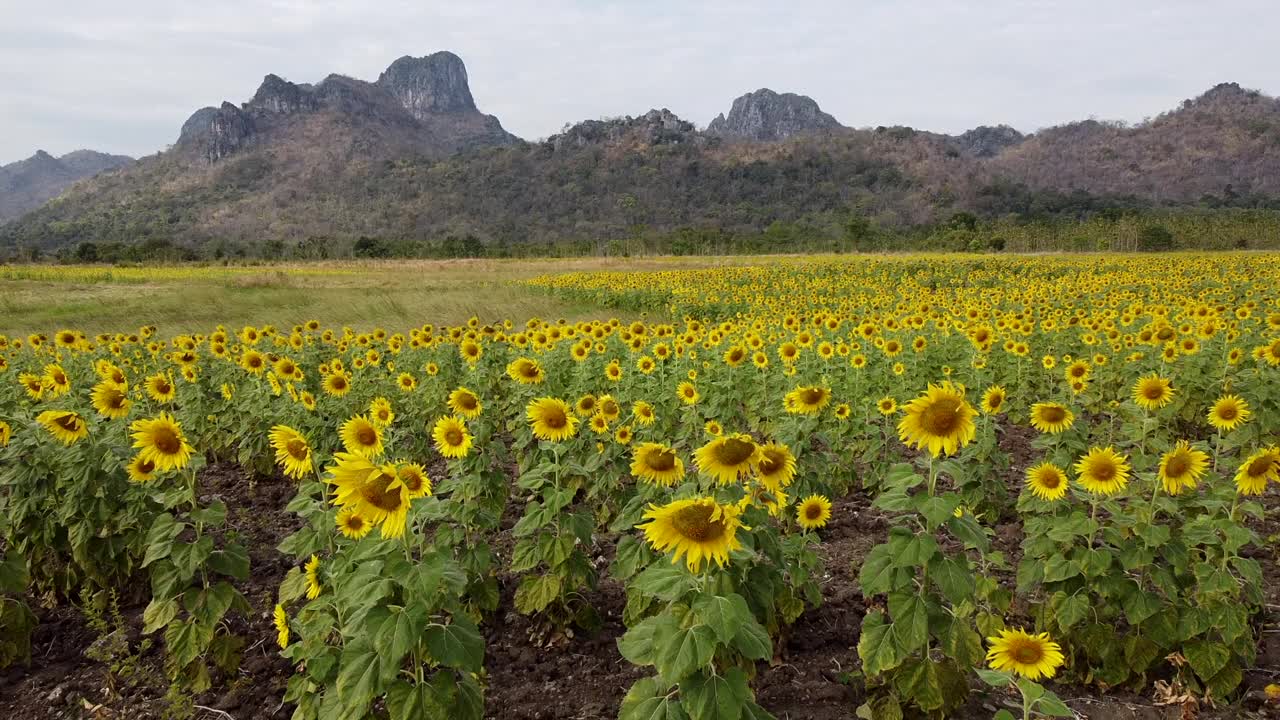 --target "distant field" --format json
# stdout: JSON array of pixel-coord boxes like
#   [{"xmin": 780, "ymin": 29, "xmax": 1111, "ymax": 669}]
[{"xmin": 0, "ymin": 256, "xmax": 762, "ymax": 336}]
